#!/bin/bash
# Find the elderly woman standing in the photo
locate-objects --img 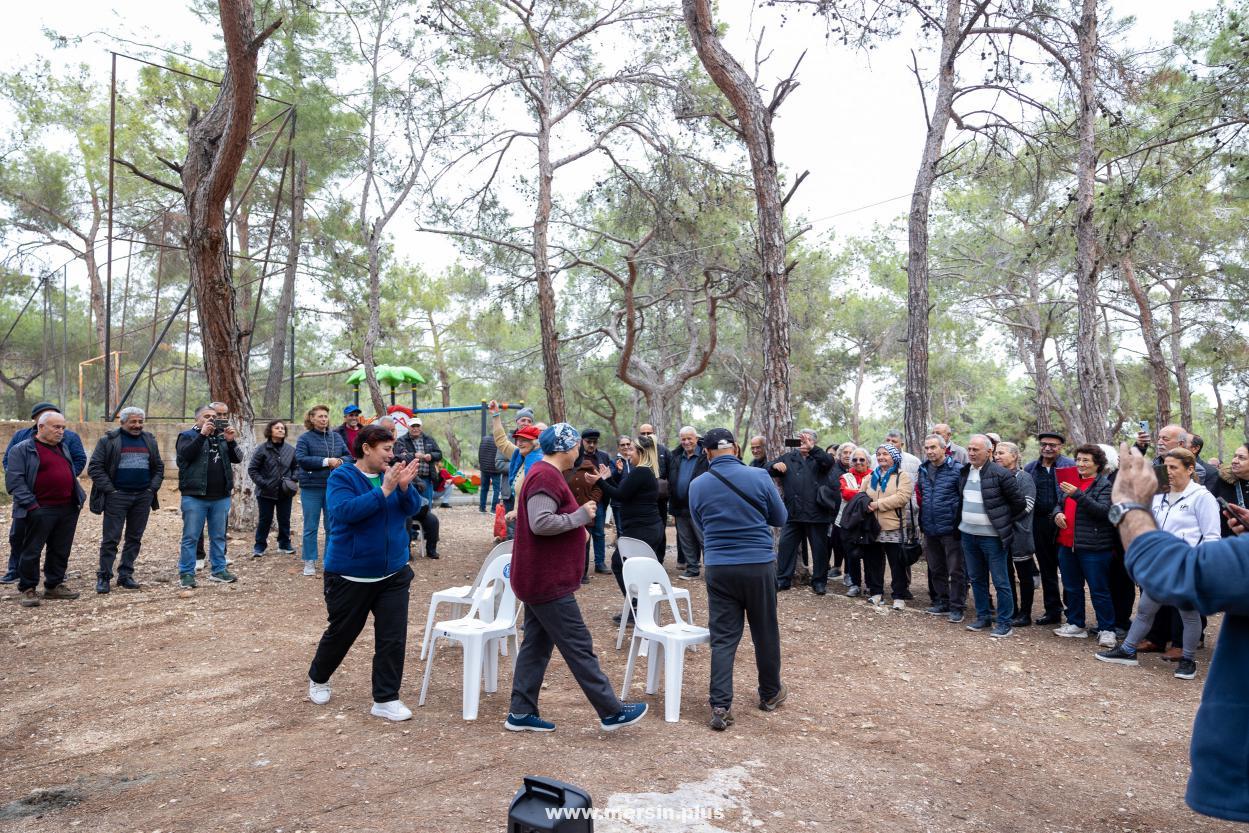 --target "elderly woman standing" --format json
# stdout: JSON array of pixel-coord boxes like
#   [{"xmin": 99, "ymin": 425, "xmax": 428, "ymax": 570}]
[
  {"xmin": 837, "ymin": 448, "xmax": 873, "ymax": 597},
  {"xmin": 860, "ymin": 444, "xmax": 915, "ymax": 609},
  {"xmin": 248, "ymin": 420, "xmax": 298, "ymax": 557},
  {"xmin": 1052, "ymin": 443, "xmax": 1117, "ymax": 647},
  {"xmin": 307, "ymin": 425, "xmax": 423, "ymax": 721},
  {"xmin": 994, "ymin": 442, "xmax": 1038, "ymax": 627},
  {"xmin": 505, "ymin": 423, "xmax": 648, "ymax": 733}
]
